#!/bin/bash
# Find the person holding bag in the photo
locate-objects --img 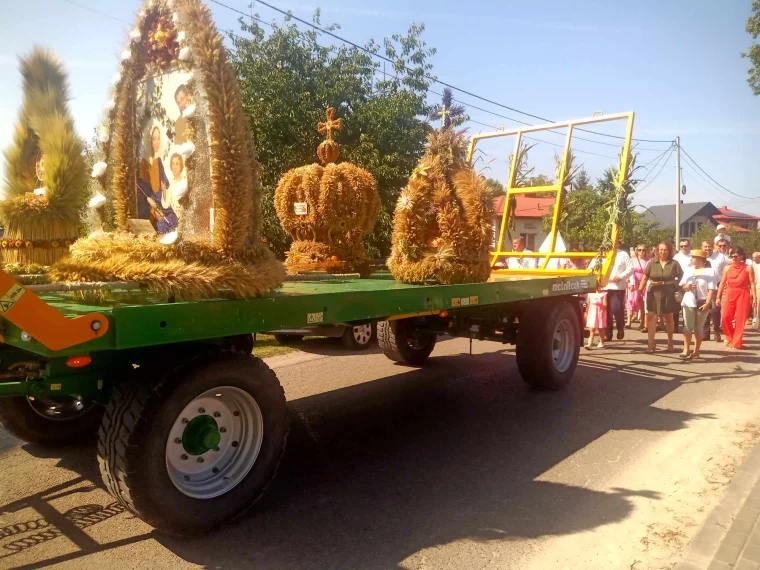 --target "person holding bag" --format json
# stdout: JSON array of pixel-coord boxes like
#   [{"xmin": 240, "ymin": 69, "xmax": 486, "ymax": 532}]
[
  {"xmin": 639, "ymin": 242, "xmax": 684, "ymax": 353},
  {"xmin": 678, "ymin": 249, "xmax": 715, "ymax": 359}
]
